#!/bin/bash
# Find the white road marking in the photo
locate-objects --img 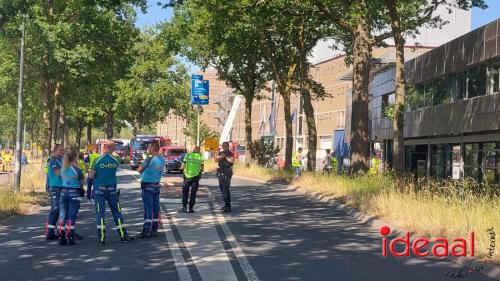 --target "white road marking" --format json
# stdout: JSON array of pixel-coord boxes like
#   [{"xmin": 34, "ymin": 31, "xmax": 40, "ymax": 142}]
[
  {"xmin": 161, "ymin": 206, "xmax": 193, "ymax": 281},
  {"xmin": 167, "ymin": 203, "xmax": 238, "ymax": 281},
  {"xmin": 209, "ymin": 193, "xmax": 261, "ymax": 281},
  {"xmin": 122, "ymin": 169, "xmax": 193, "ymax": 281}
]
